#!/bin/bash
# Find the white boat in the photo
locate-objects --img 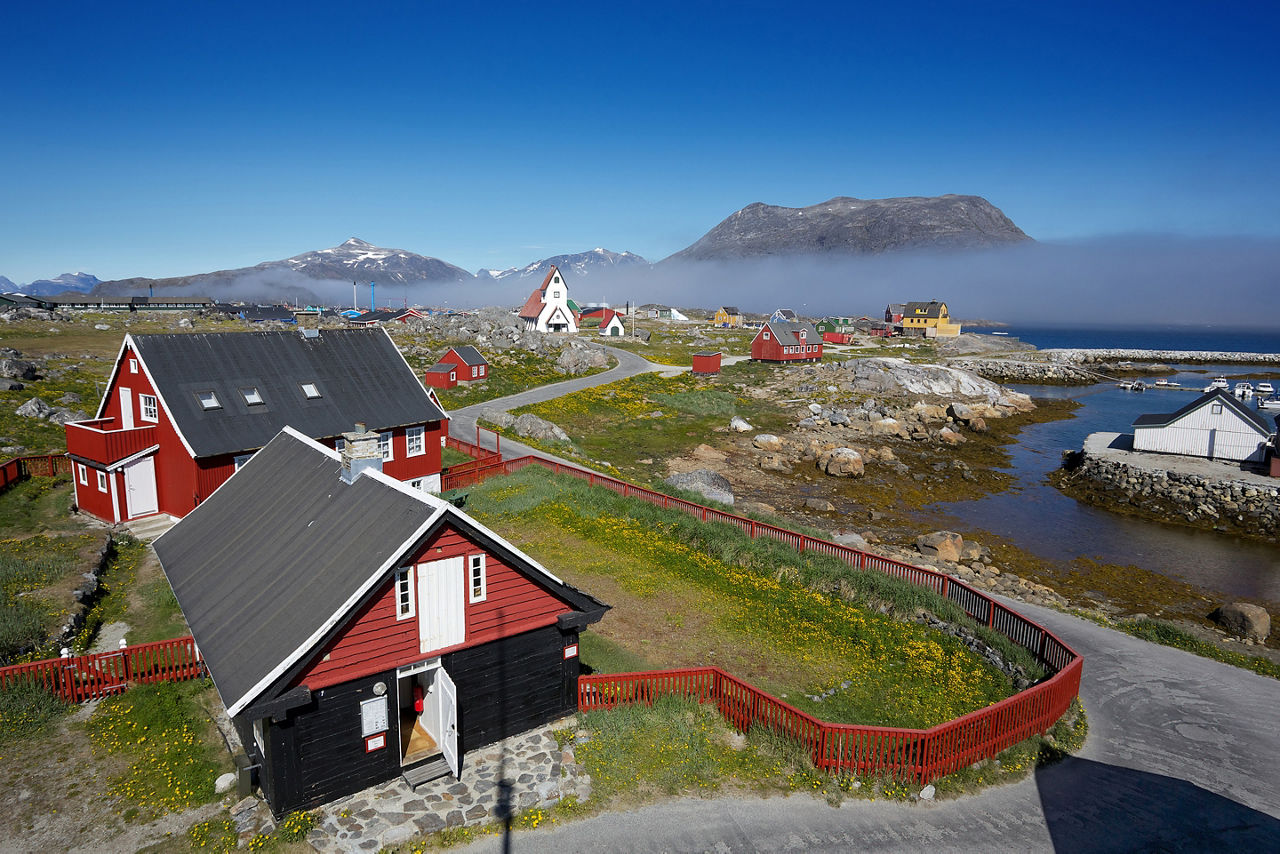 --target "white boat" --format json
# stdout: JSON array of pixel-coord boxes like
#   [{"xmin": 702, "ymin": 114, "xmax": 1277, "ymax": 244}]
[
  {"xmin": 1257, "ymin": 381, "xmax": 1275, "ymax": 395},
  {"xmin": 1116, "ymin": 380, "xmax": 1146, "ymax": 391},
  {"xmin": 1234, "ymin": 382, "xmax": 1254, "ymax": 398},
  {"xmin": 1153, "ymin": 378, "xmax": 1181, "ymax": 388},
  {"xmin": 1204, "ymin": 376, "xmax": 1230, "ymax": 392},
  {"xmin": 1259, "ymin": 395, "xmax": 1280, "ymax": 411}
]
